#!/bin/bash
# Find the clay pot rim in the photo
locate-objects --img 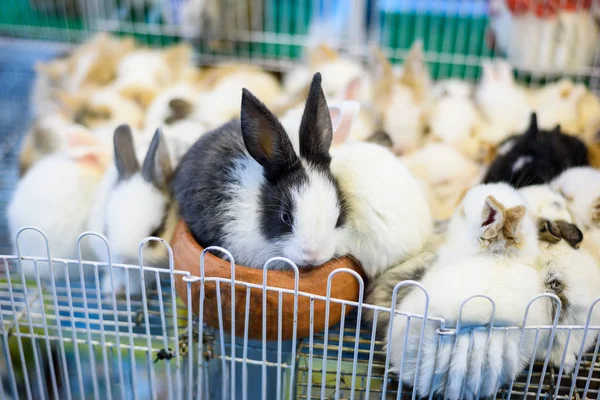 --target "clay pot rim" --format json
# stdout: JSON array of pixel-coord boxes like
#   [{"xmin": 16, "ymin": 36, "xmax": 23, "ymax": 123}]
[{"xmin": 172, "ymin": 220, "xmax": 365, "ymax": 291}]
